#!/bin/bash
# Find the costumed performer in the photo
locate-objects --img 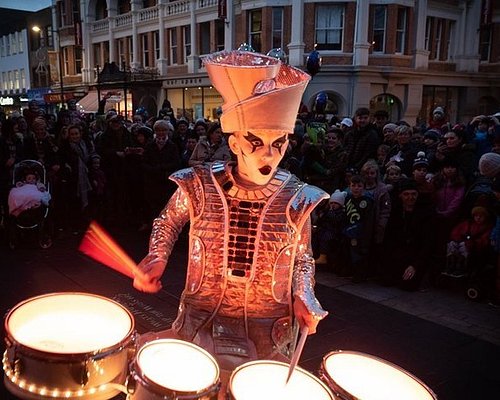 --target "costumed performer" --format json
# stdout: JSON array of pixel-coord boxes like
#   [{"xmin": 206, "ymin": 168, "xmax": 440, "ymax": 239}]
[{"xmin": 133, "ymin": 50, "xmax": 329, "ymax": 373}]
